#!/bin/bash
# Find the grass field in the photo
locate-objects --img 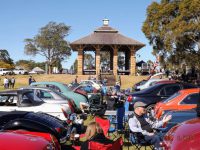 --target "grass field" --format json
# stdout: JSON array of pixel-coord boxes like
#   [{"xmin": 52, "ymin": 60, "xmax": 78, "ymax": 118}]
[{"xmin": 0, "ymin": 74, "xmax": 148, "ymax": 91}]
